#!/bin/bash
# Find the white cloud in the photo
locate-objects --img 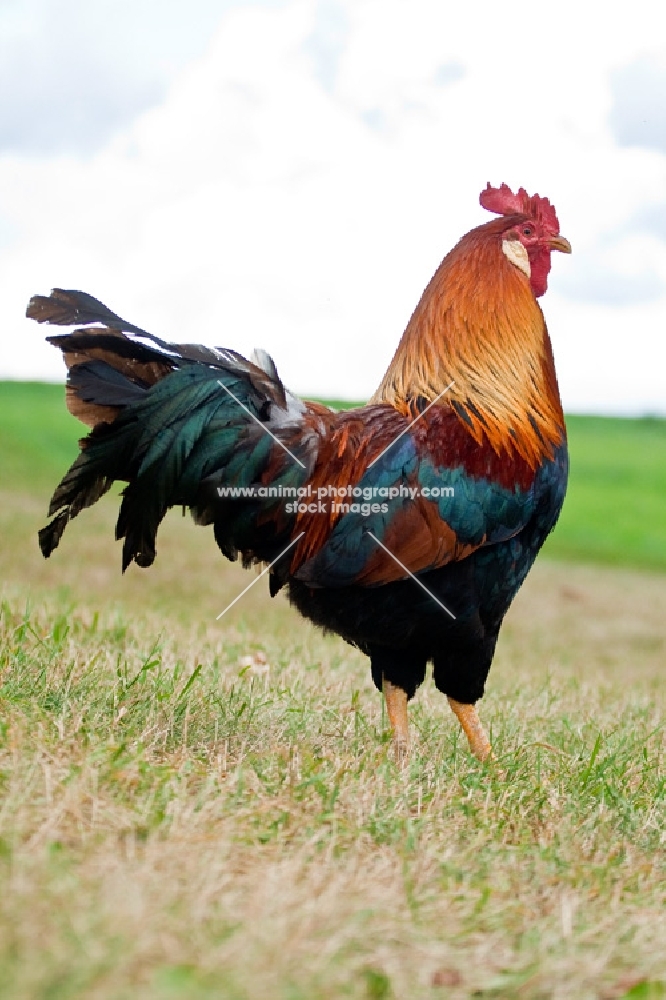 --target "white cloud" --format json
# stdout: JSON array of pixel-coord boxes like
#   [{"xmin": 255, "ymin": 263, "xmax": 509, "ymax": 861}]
[
  {"xmin": 1, "ymin": 0, "xmax": 665, "ymax": 413},
  {"xmin": 0, "ymin": 0, "xmax": 240, "ymax": 156},
  {"xmin": 611, "ymin": 54, "xmax": 666, "ymax": 154}
]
